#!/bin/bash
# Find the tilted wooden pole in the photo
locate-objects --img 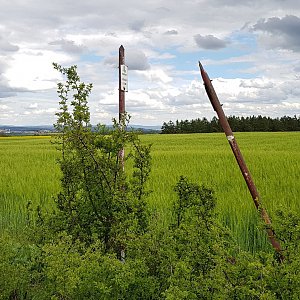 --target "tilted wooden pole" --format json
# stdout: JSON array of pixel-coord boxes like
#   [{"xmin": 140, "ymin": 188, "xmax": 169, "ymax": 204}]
[{"xmin": 199, "ymin": 62, "xmax": 283, "ymax": 259}]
